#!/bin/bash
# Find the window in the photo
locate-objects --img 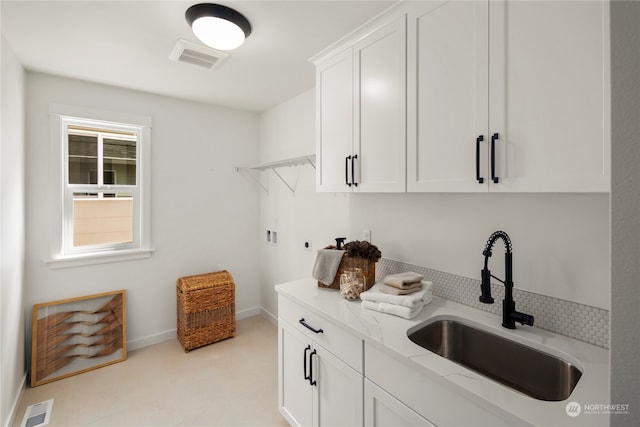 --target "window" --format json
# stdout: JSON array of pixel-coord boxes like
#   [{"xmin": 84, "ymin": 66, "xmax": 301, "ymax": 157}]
[{"xmin": 49, "ymin": 105, "xmax": 152, "ymax": 267}]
